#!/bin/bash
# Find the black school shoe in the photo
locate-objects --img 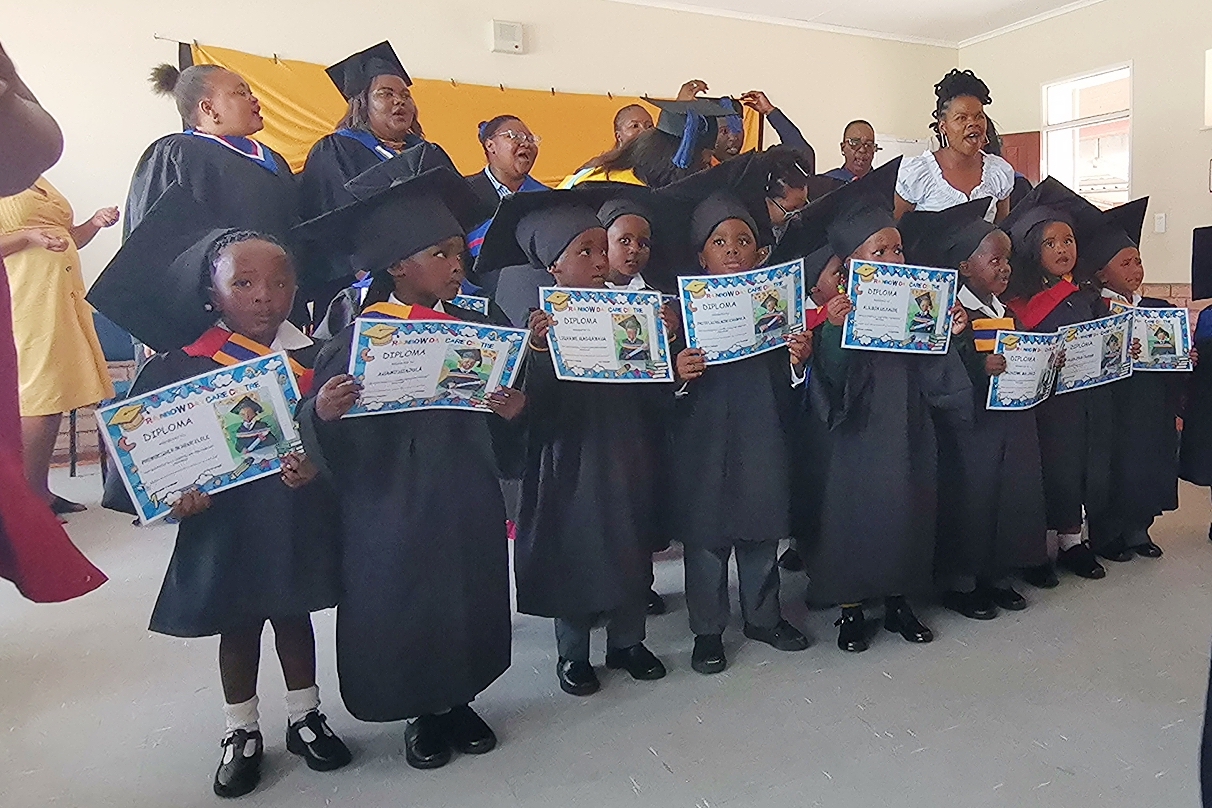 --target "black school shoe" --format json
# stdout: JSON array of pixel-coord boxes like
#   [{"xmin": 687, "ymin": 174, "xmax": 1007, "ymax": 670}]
[
  {"xmin": 980, "ymin": 584, "xmax": 1027, "ymax": 611},
  {"xmin": 942, "ymin": 589, "xmax": 998, "ymax": 620},
  {"xmin": 884, "ymin": 598, "xmax": 934, "ymax": 643},
  {"xmin": 743, "ymin": 620, "xmax": 810, "ymax": 652},
  {"xmin": 605, "ymin": 643, "xmax": 667, "ymax": 680},
  {"xmin": 1022, "ymin": 563, "xmax": 1059, "ymax": 589},
  {"xmin": 691, "ymin": 634, "xmax": 727, "ymax": 674},
  {"xmin": 1095, "ymin": 538, "xmax": 1135, "ymax": 562},
  {"xmin": 646, "ymin": 589, "xmax": 667, "ymax": 615},
  {"xmin": 286, "ymin": 711, "xmax": 351, "ymax": 772},
  {"xmin": 835, "ymin": 607, "xmax": 868, "ymax": 653},
  {"xmin": 1134, "ymin": 541, "xmax": 1163, "ymax": 558},
  {"xmin": 556, "ymin": 658, "xmax": 601, "ymax": 696},
  {"xmin": 440, "ymin": 705, "xmax": 497, "ymax": 755},
  {"xmin": 405, "ymin": 714, "xmax": 452, "ymax": 769},
  {"xmin": 213, "ymin": 729, "xmax": 263, "ymax": 799},
  {"xmin": 1057, "ymin": 543, "xmax": 1106, "ymax": 579}
]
